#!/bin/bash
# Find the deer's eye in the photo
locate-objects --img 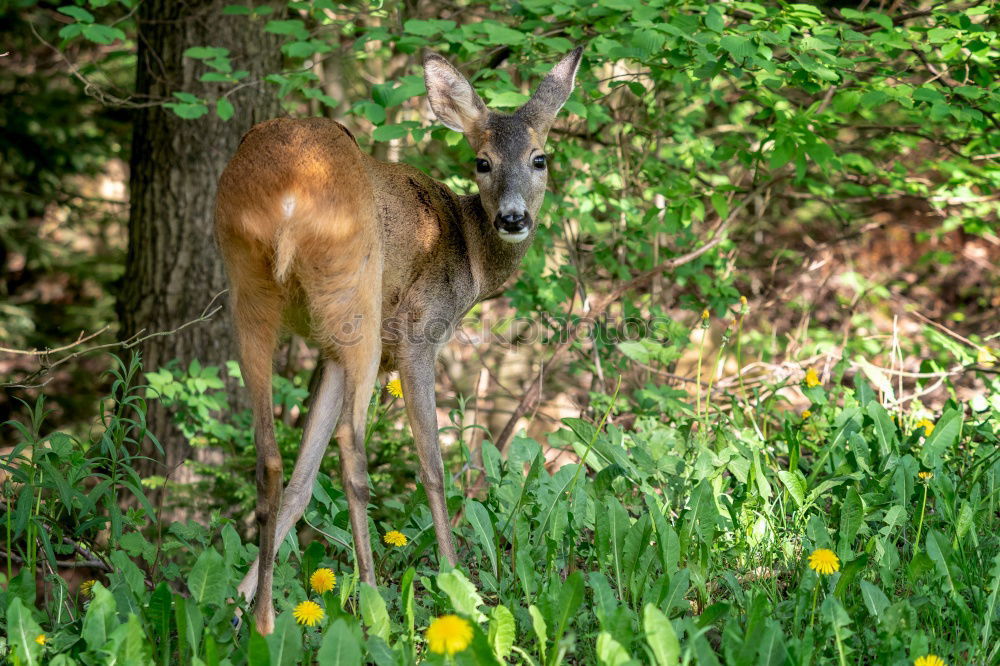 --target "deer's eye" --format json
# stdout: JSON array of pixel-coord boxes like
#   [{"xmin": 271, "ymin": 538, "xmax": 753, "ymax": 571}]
[
  {"xmin": 476, "ymin": 158, "xmax": 491, "ymax": 173},
  {"xmin": 532, "ymin": 154, "xmax": 547, "ymax": 169}
]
